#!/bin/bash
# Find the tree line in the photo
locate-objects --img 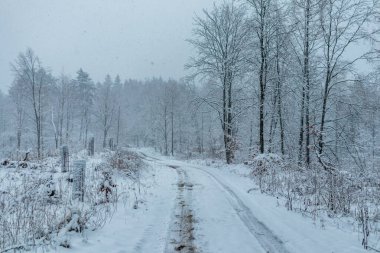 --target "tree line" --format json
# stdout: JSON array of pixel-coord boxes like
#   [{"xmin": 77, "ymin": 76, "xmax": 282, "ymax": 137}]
[
  {"xmin": 186, "ymin": 0, "xmax": 380, "ymax": 172},
  {"xmin": 0, "ymin": 0, "xmax": 378, "ymax": 175},
  {"xmin": 0, "ymin": 50, "xmax": 202, "ymax": 160}
]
